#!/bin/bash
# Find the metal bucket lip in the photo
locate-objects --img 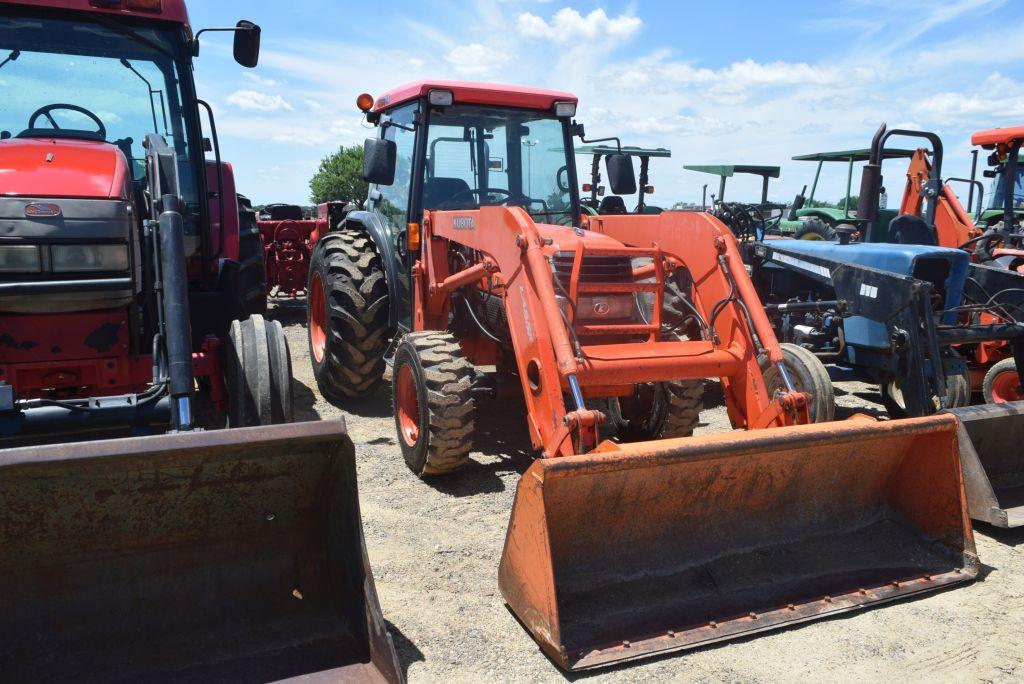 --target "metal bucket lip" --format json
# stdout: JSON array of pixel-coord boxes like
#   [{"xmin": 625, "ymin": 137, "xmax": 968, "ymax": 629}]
[
  {"xmin": 0, "ymin": 419, "xmax": 348, "ymax": 468},
  {"xmin": 565, "ymin": 563, "xmax": 979, "ymax": 670},
  {"xmin": 536, "ymin": 414, "xmax": 959, "ymax": 478}
]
